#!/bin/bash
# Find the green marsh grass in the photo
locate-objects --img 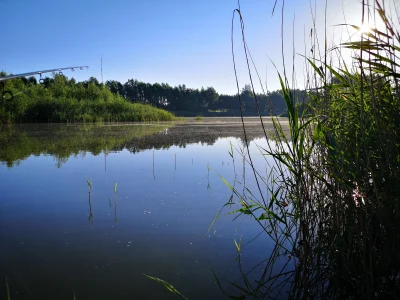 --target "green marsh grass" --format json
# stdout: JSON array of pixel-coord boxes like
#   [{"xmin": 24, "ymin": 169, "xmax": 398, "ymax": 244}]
[{"xmin": 212, "ymin": 0, "xmax": 400, "ymax": 299}]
